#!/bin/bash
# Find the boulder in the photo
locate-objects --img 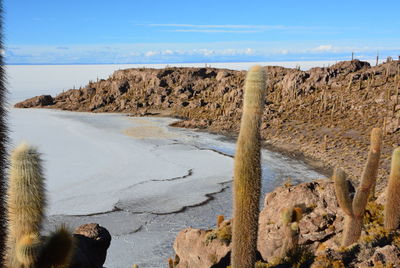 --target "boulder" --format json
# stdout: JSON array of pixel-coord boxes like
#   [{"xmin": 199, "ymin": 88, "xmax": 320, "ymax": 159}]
[
  {"xmin": 70, "ymin": 223, "xmax": 111, "ymax": 268},
  {"xmin": 173, "ymin": 221, "xmax": 231, "ymax": 268},
  {"xmin": 14, "ymin": 95, "xmax": 54, "ymax": 108},
  {"xmin": 257, "ymin": 179, "xmax": 344, "ymax": 262}
]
